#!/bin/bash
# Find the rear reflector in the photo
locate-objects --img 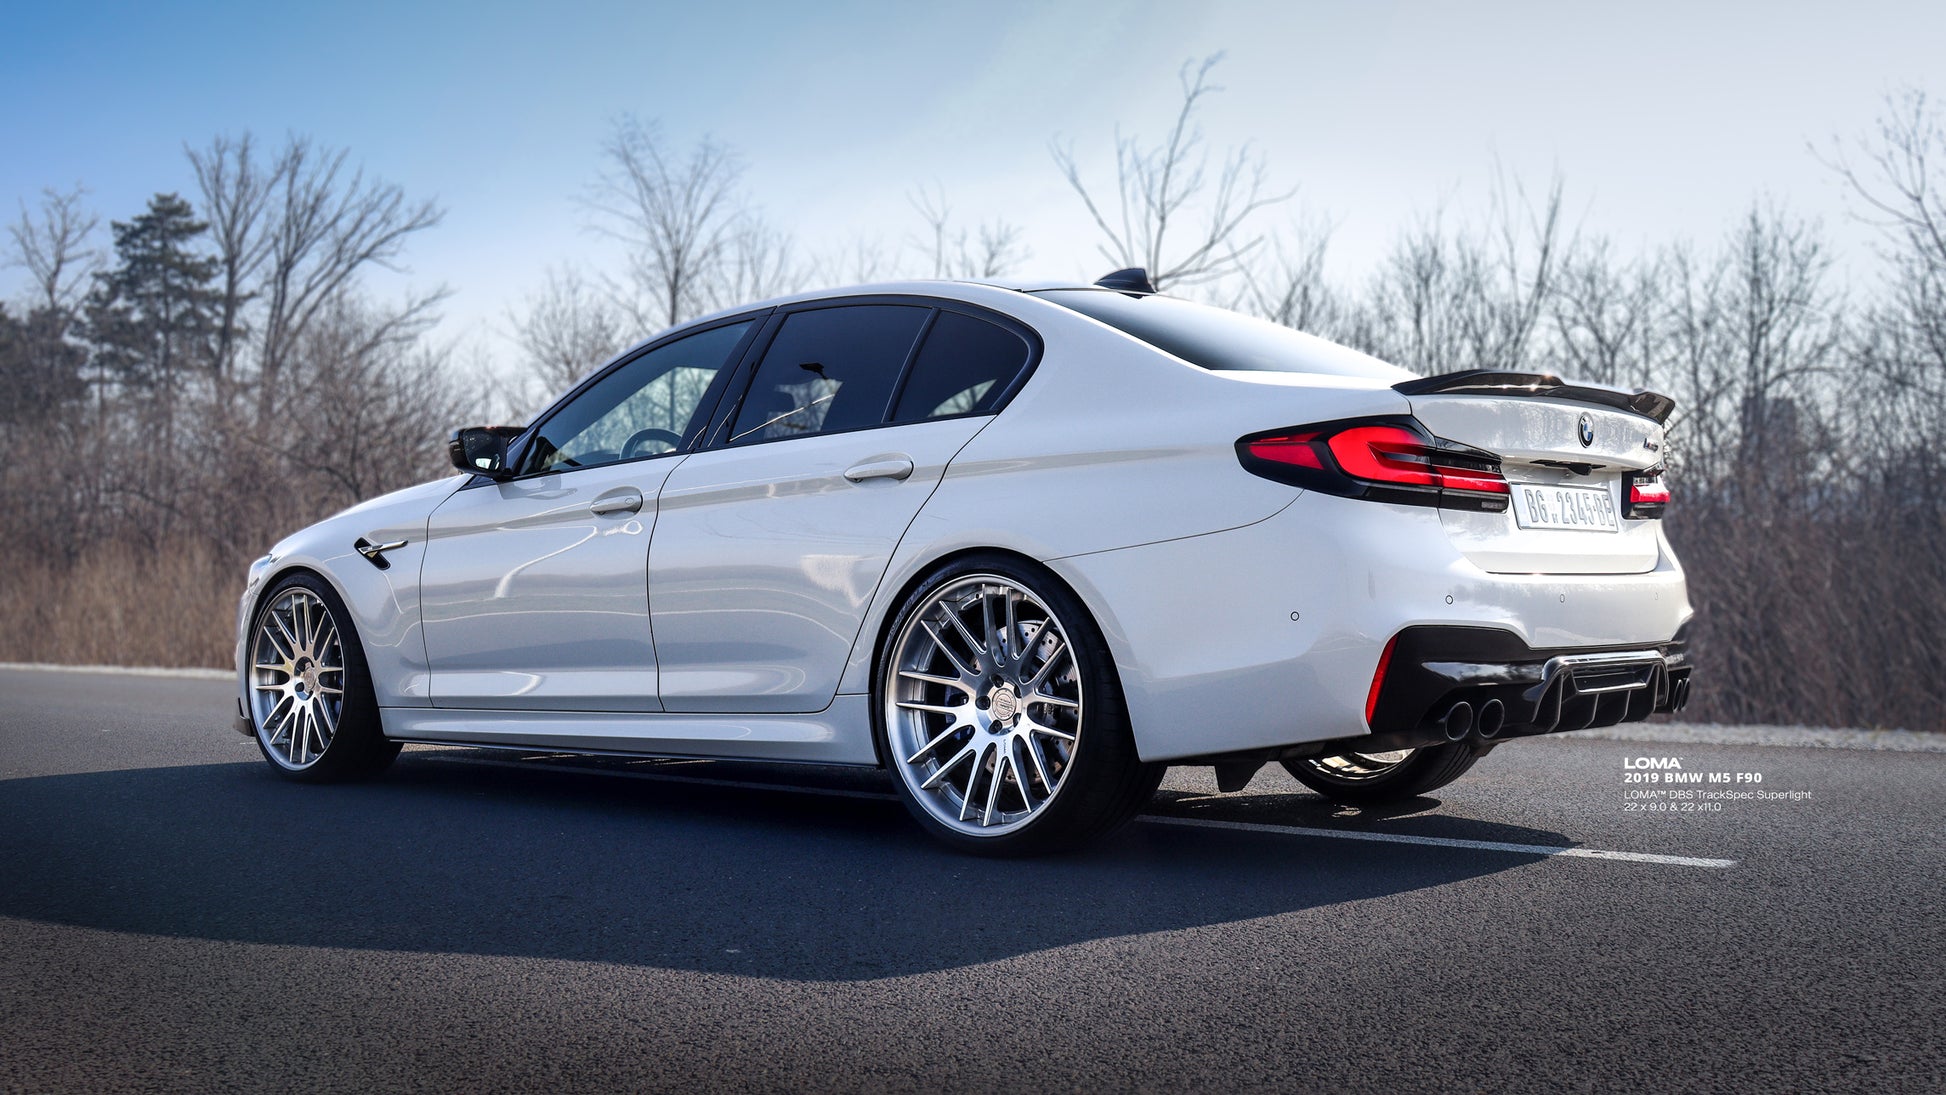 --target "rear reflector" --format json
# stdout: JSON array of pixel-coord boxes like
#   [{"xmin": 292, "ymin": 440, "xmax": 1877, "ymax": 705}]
[
  {"xmin": 1240, "ymin": 418, "xmax": 1509, "ymax": 511},
  {"xmin": 1366, "ymin": 635, "xmax": 1398, "ymax": 728}
]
